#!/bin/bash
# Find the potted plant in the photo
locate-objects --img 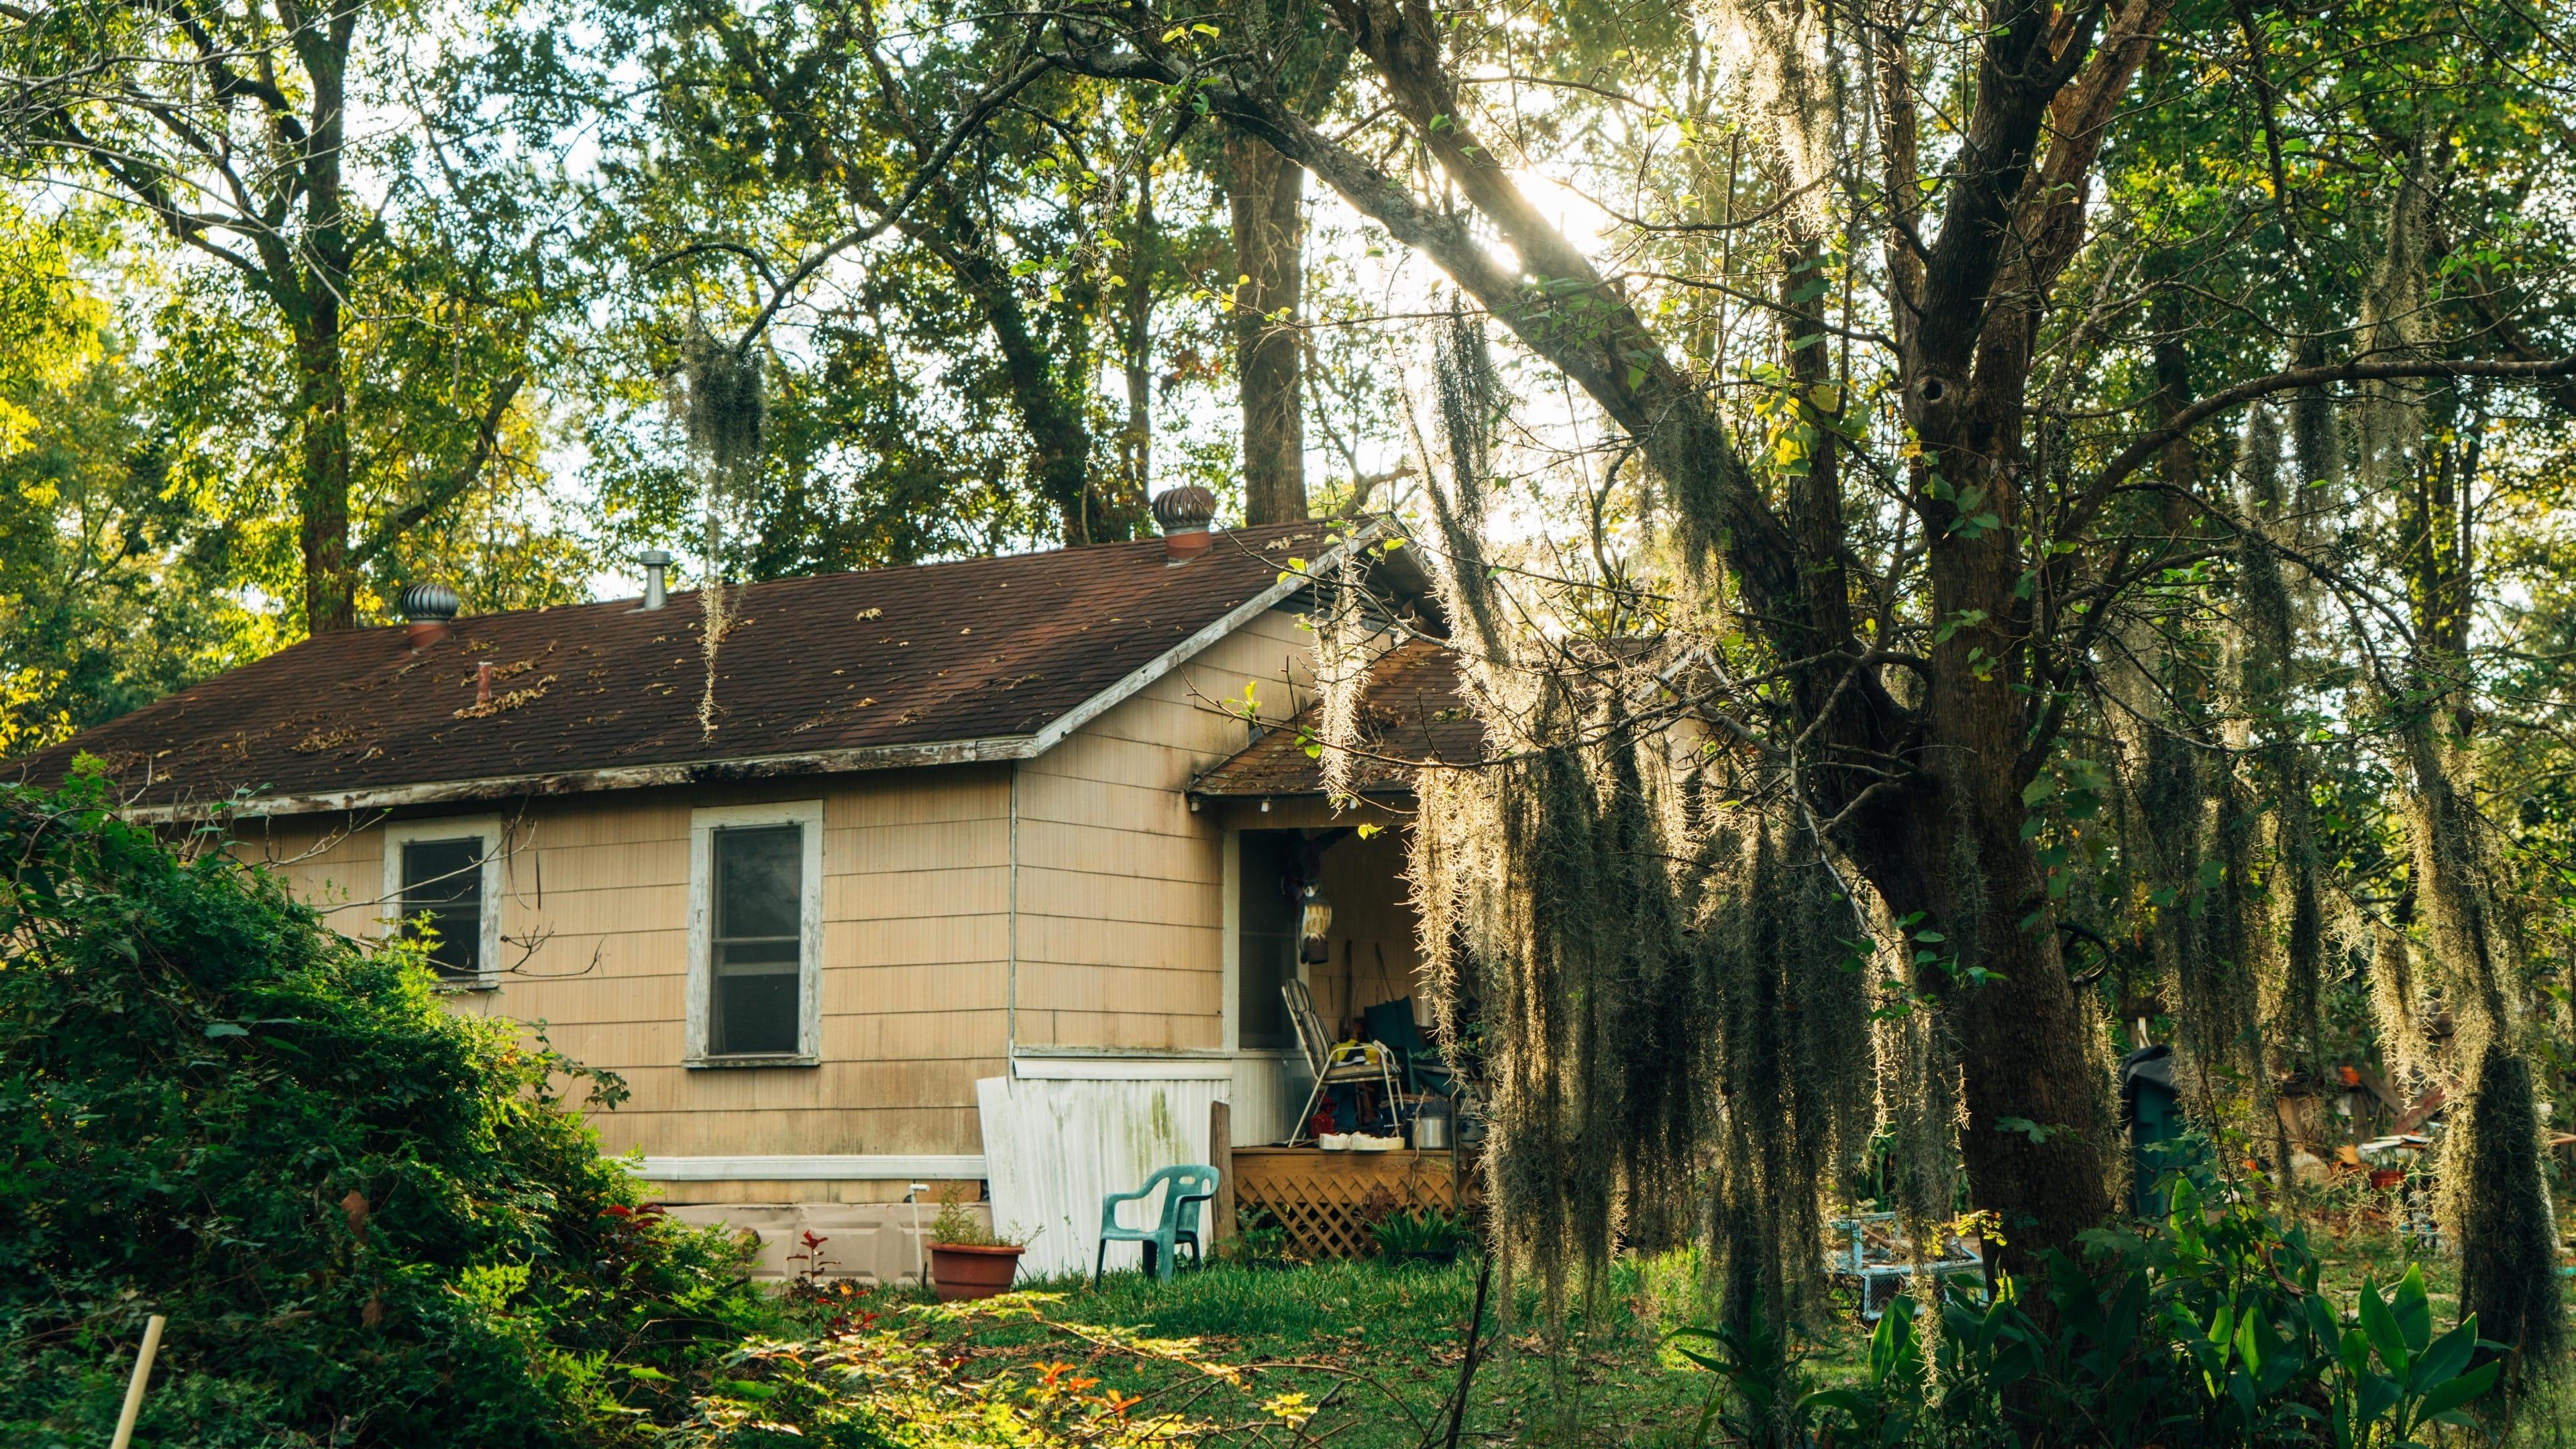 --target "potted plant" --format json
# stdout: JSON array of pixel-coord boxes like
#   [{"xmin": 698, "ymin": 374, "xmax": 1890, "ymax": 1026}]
[
  {"xmin": 925, "ymin": 1193, "xmax": 1032, "ymax": 1301},
  {"xmin": 1371, "ymin": 1208, "xmax": 1471, "ymax": 1269}
]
